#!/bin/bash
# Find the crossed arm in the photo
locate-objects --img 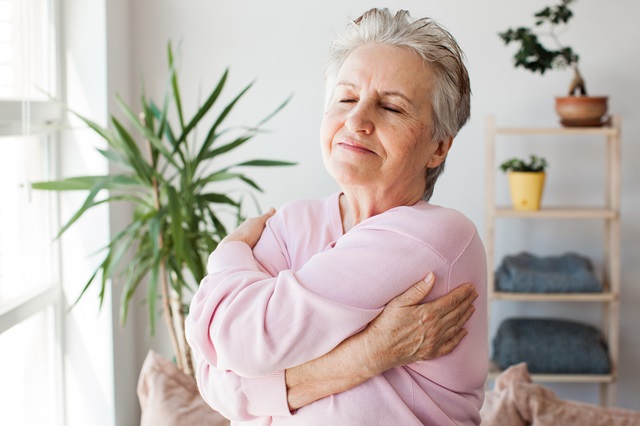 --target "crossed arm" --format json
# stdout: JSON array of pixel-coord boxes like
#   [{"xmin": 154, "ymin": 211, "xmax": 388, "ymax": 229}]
[{"xmin": 187, "ymin": 209, "xmax": 478, "ymax": 419}]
